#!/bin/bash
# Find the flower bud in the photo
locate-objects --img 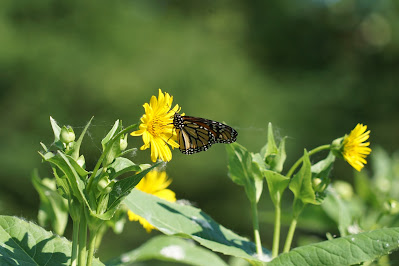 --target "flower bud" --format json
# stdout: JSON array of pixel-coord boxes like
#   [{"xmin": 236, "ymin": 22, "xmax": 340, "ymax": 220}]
[
  {"xmin": 120, "ymin": 134, "xmax": 128, "ymax": 151},
  {"xmin": 383, "ymin": 199, "xmax": 399, "ymax": 215},
  {"xmin": 97, "ymin": 176, "xmax": 114, "ymax": 194},
  {"xmin": 333, "ymin": 181, "xmax": 353, "ymax": 200},
  {"xmin": 60, "ymin": 126, "xmax": 75, "ymax": 144},
  {"xmin": 313, "ymin": 177, "xmax": 328, "ymax": 193},
  {"xmin": 77, "ymin": 155, "xmax": 86, "ymax": 168}
]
